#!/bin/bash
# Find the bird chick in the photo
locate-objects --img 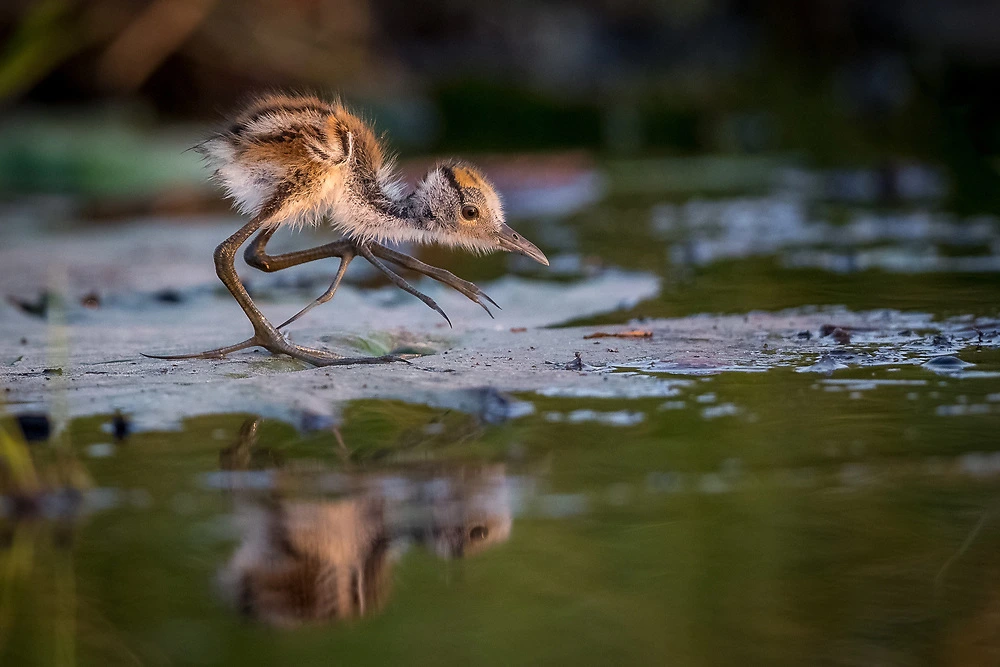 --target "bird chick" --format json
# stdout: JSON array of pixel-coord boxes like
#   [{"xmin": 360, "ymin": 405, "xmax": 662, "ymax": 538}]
[{"xmin": 146, "ymin": 93, "xmax": 548, "ymax": 366}]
